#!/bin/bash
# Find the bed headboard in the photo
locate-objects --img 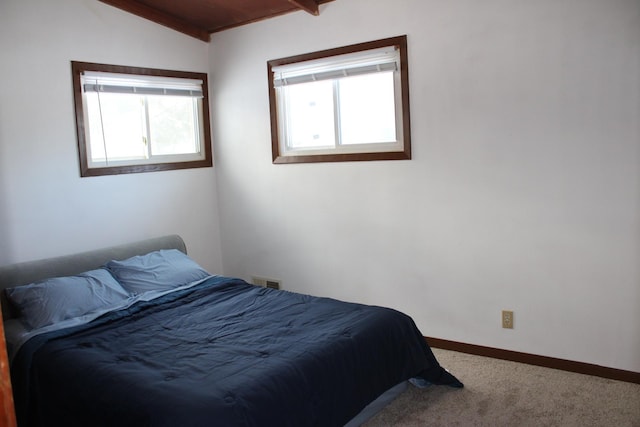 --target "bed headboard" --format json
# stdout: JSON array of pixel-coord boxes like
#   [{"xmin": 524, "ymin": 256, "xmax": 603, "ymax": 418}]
[{"xmin": 0, "ymin": 235, "xmax": 187, "ymax": 320}]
